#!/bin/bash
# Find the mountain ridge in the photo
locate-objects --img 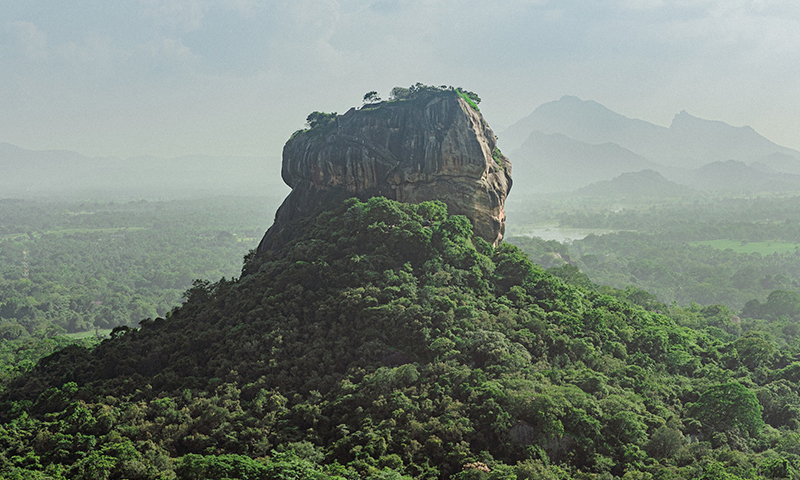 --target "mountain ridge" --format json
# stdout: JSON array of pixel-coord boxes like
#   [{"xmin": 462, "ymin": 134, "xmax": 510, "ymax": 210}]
[
  {"xmin": 502, "ymin": 97, "xmax": 799, "ymax": 166},
  {"xmin": 500, "ymin": 95, "xmax": 669, "ymax": 155},
  {"xmin": 508, "ymin": 131, "xmax": 666, "ymax": 193},
  {"xmin": 576, "ymin": 169, "xmax": 697, "ymax": 198},
  {"xmin": 502, "ymin": 96, "xmax": 800, "ymax": 193}
]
